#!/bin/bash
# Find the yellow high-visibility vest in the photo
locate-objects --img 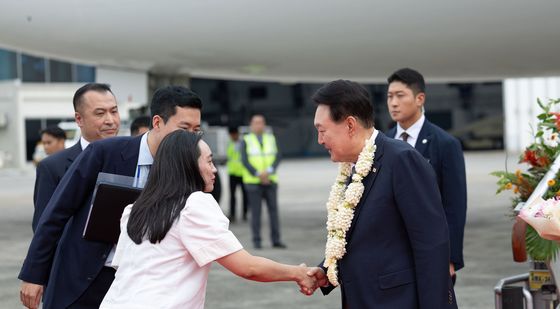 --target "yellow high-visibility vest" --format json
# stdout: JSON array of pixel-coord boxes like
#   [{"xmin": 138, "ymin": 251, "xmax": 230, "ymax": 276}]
[
  {"xmin": 226, "ymin": 140, "xmax": 244, "ymax": 177},
  {"xmin": 242, "ymin": 133, "xmax": 278, "ymax": 184}
]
